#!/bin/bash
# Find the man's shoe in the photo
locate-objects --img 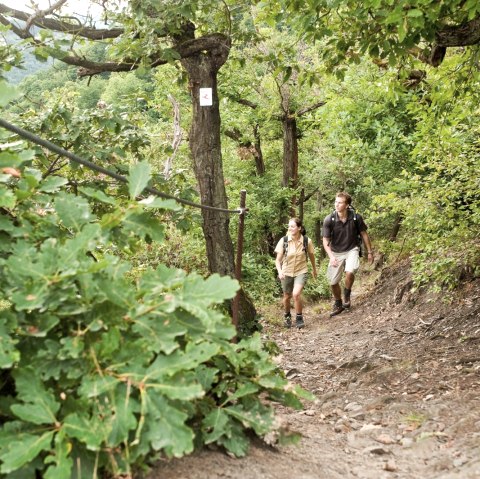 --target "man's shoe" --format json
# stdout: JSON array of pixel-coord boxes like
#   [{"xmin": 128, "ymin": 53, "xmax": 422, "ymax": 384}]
[
  {"xmin": 330, "ymin": 300, "xmax": 344, "ymax": 317},
  {"xmin": 295, "ymin": 315, "xmax": 305, "ymax": 329},
  {"xmin": 284, "ymin": 313, "xmax": 292, "ymax": 328}
]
